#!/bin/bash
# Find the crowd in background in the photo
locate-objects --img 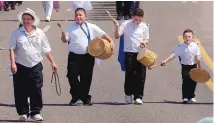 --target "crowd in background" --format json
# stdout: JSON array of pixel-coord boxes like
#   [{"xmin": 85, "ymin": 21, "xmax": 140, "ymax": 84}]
[{"xmin": 0, "ymin": 1, "xmax": 22, "ymax": 11}]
